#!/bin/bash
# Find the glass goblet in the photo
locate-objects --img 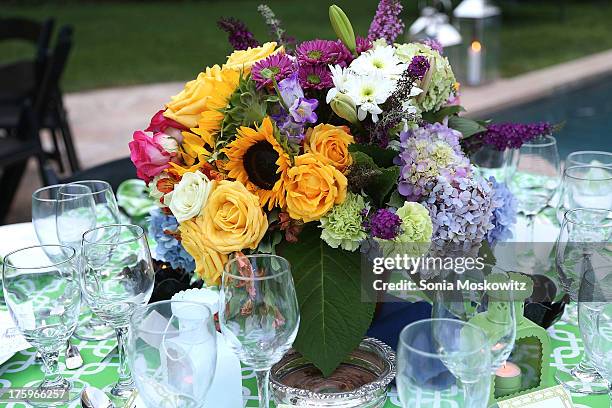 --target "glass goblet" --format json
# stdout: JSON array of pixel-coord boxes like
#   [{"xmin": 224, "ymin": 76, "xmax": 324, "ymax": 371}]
[
  {"xmin": 80, "ymin": 224, "xmax": 155, "ymax": 401},
  {"xmin": 397, "ymin": 318, "xmax": 492, "ymax": 408},
  {"xmin": 128, "ymin": 300, "xmax": 218, "ymax": 408},
  {"xmin": 2, "ymin": 245, "xmax": 83, "ymax": 407},
  {"xmin": 220, "ymin": 254, "xmax": 300, "ymax": 408},
  {"xmin": 566, "ymin": 150, "xmax": 612, "ymax": 168},
  {"xmin": 556, "ymin": 165, "xmax": 612, "ymax": 223},
  {"xmin": 56, "ymin": 183, "xmax": 97, "ymax": 250}
]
